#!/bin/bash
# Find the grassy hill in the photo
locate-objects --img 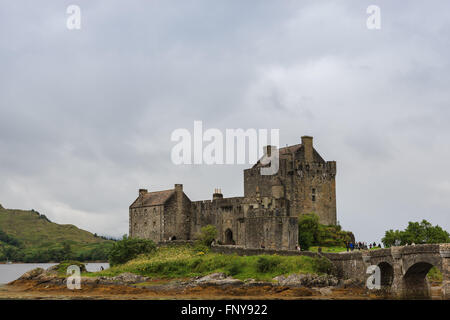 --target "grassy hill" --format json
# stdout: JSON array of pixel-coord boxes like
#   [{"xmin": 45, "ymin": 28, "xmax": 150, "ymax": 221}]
[{"xmin": 0, "ymin": 204, "xmax": 114, "ymax": 262}]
